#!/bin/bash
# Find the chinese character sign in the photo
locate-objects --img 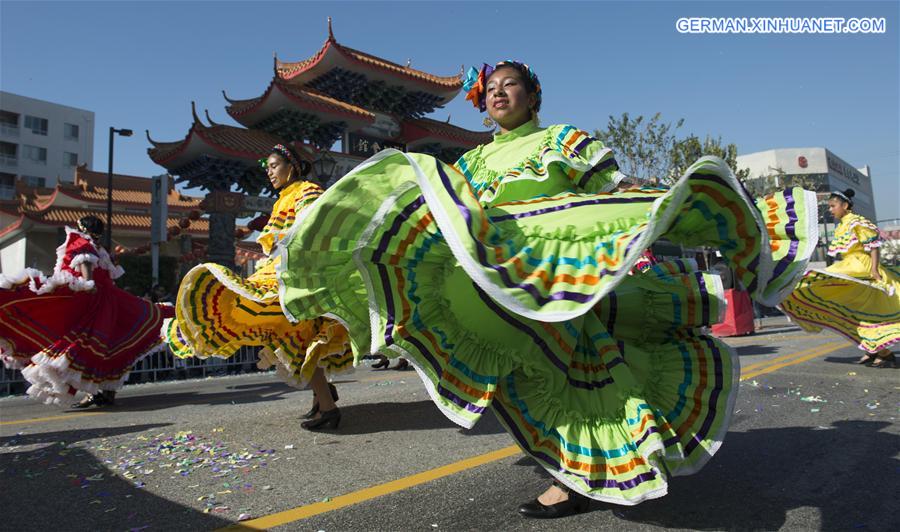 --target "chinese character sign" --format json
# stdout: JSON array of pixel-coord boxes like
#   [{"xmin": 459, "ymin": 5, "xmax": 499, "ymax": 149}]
[{"xmin": 348, "ymin": 133, "xmax": 405, "ymax": 157}]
